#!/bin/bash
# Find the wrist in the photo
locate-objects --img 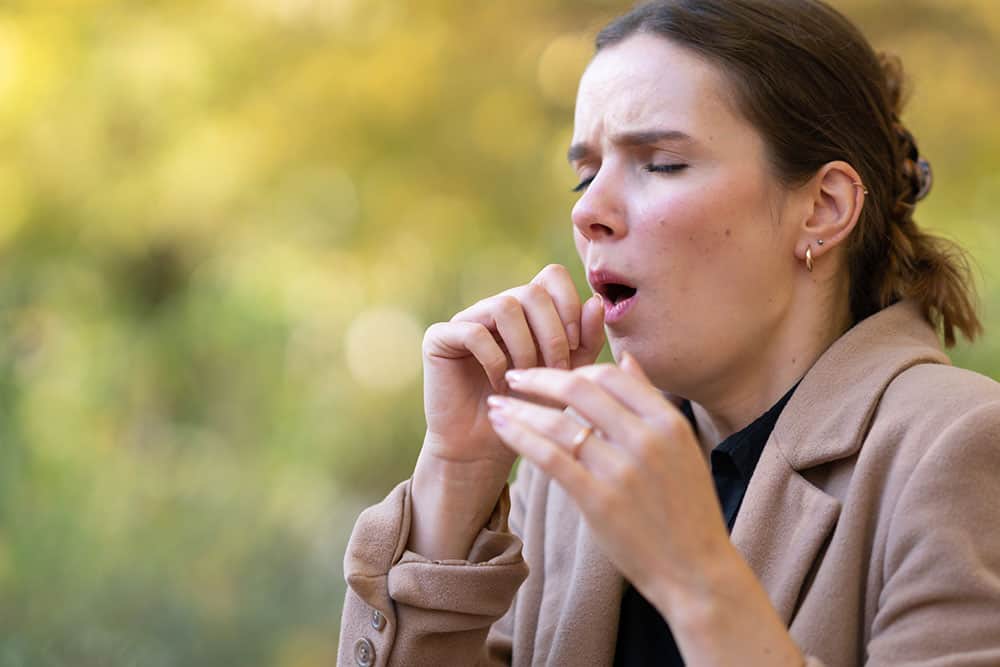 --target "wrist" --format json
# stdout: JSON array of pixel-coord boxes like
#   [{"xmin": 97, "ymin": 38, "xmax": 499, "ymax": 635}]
[
  {"xmin": 407, "ymin": 448, "xmax": 512, "ymax": 560},
  {"xmin": 645, "ymin": 540, "xmax": 741, "ymax": 626},
  {"xmin": 649, "ymin": 545, "xmax": 803, "ymax": 666}
]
